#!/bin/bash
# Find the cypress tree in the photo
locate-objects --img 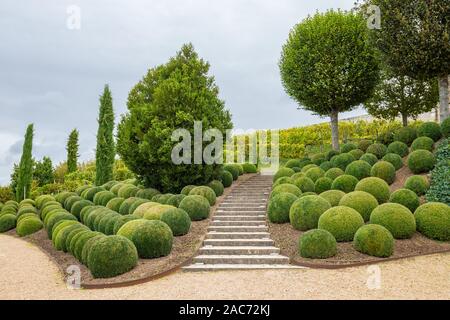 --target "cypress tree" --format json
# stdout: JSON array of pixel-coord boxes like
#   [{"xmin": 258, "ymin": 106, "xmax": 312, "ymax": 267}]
[
  {"xmin": 16, "ymin": 124, "xmax": 34, "ymax": 201},
  {"xmin": 67, "ymin": 129, "xmax": 79, "ymax": 173},
  {"xmin": 95, "ymin": 85, "xmax": 115, "ymax": 185}
]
